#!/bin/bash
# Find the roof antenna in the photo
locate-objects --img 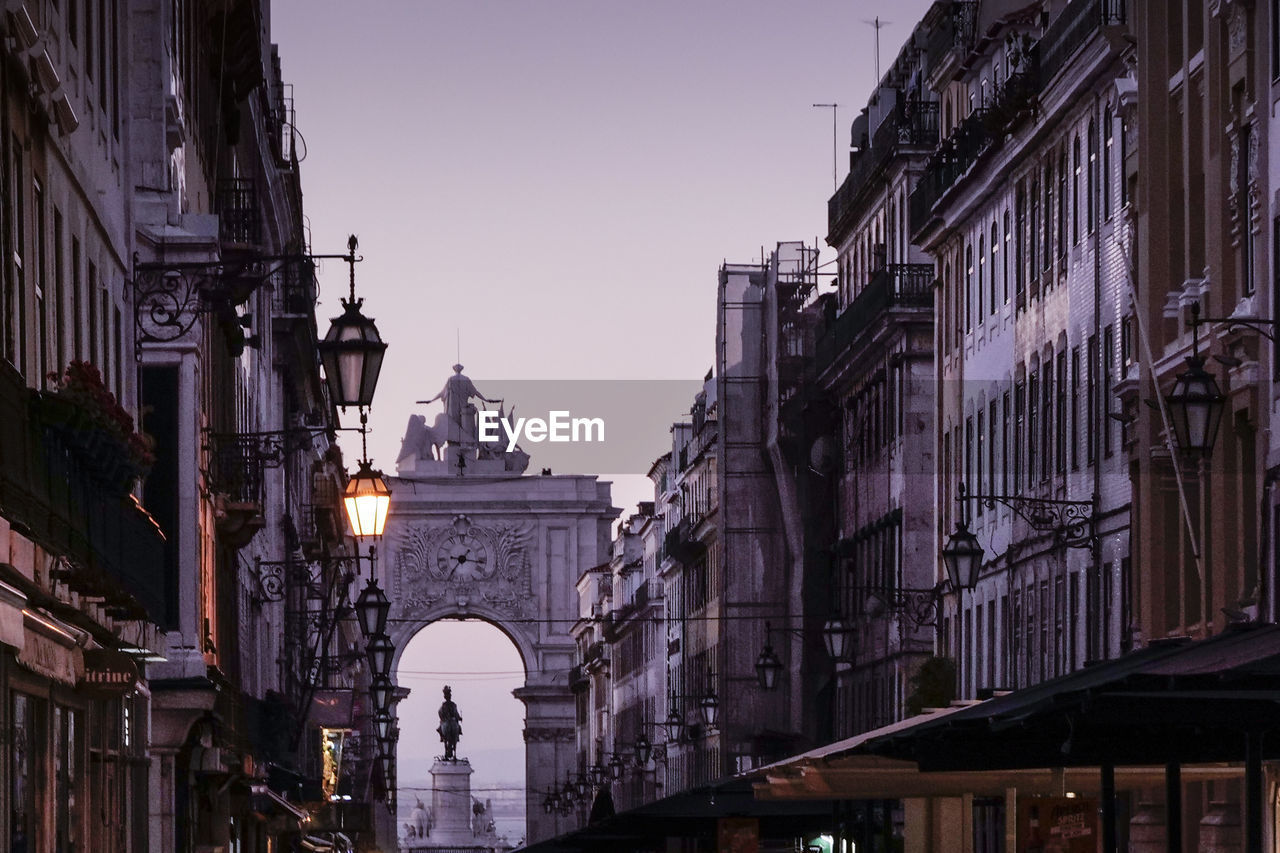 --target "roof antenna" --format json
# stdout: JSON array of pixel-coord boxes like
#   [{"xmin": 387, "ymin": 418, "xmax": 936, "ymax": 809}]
[
  {"xmin": 864, "ymin": 17, "xmax": 891, "ymax": 81},
  {"xmin": 812, "ymin": 104, "xmax": 839, "ymax": 192}
]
